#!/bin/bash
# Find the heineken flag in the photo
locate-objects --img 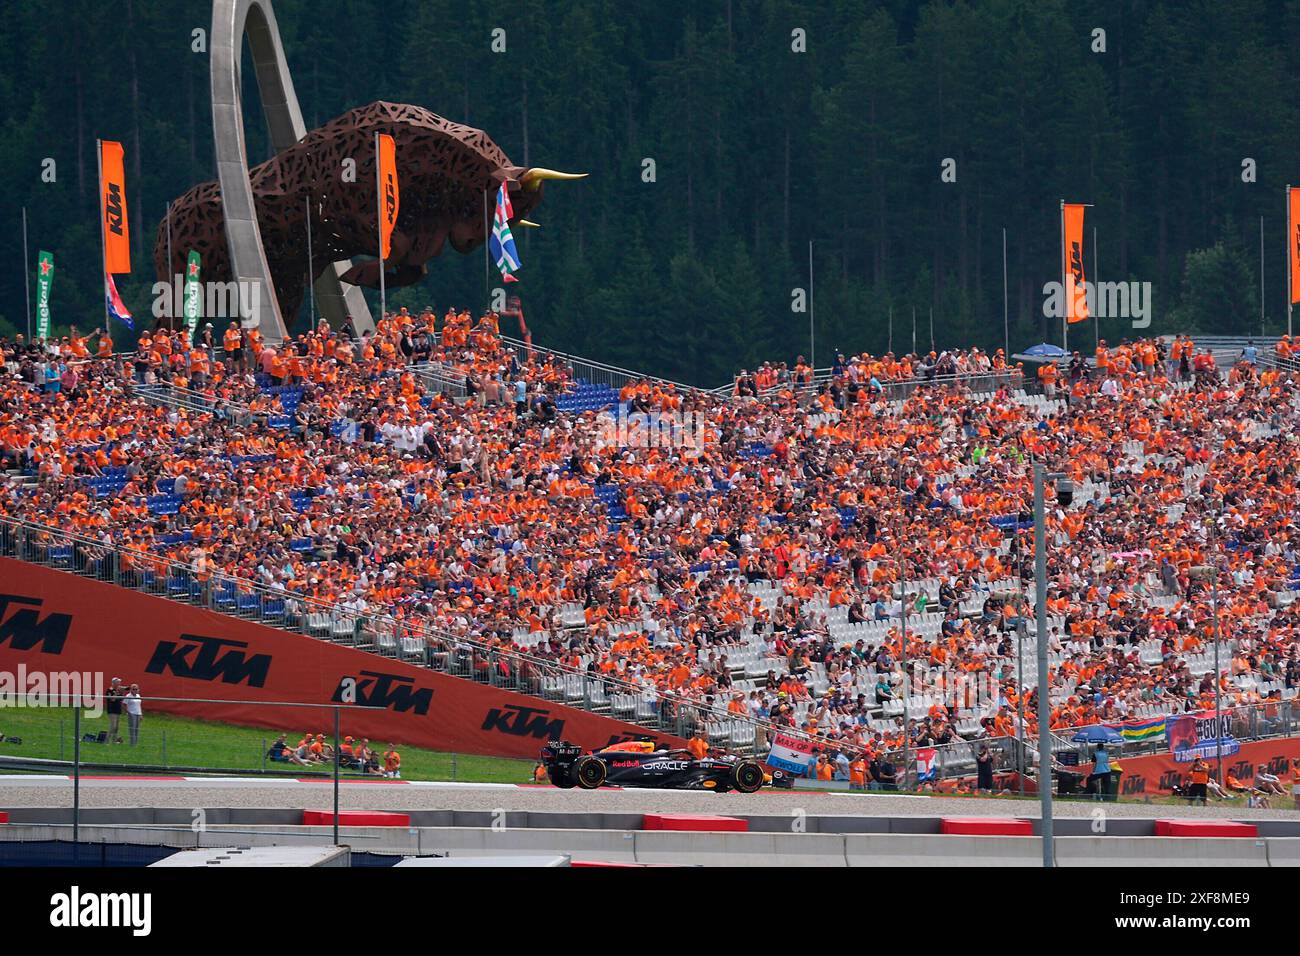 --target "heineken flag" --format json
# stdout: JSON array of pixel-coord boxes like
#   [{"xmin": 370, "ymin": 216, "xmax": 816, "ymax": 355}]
[
  {"xmin": 183, "ymin": 250, "xmax": 202, "ymax": 338},
  {"xmin": 35, "ymin": 251, "xmax": 54, "ymax": 340}
]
